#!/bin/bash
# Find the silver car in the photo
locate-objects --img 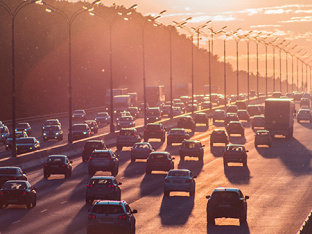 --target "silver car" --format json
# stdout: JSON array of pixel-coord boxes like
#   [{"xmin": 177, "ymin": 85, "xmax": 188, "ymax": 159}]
[
  {"xmin": 130, "ymin": 142, "xmax": 154, "ymax": 162},
  {"xmin": 164, "ymin": 169, "xmax": 196, "ymax": 196},
  {"xmin": 117, "ymin": 116, "xmax": 135, "ymax": 130}
]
